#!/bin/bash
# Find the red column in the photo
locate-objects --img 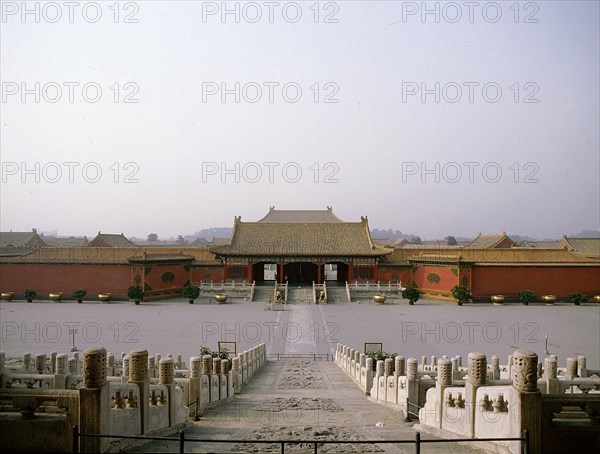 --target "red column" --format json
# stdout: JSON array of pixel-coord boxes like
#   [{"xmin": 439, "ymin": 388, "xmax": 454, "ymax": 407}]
[
  {"xmin": 279, "ymin": 263, "xmax": 284, "ymax": 283},
  {"xmin": 317, "ymin": 262, "xmax": 322, "ymax": 284},
  {"xmin": 222, "ymin": 265, "xmax": 227, "ymax": 282},
  {"xmin": 248, "ymin": 263, "xmax": 253, "ymax": 282},
  {"xmin": 348, "ymin": 263, "xmax": 353, "ymax": 283},
  {"xmin": 374, "ymin": 264, "xmax": 379, "ymax": 281}
]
